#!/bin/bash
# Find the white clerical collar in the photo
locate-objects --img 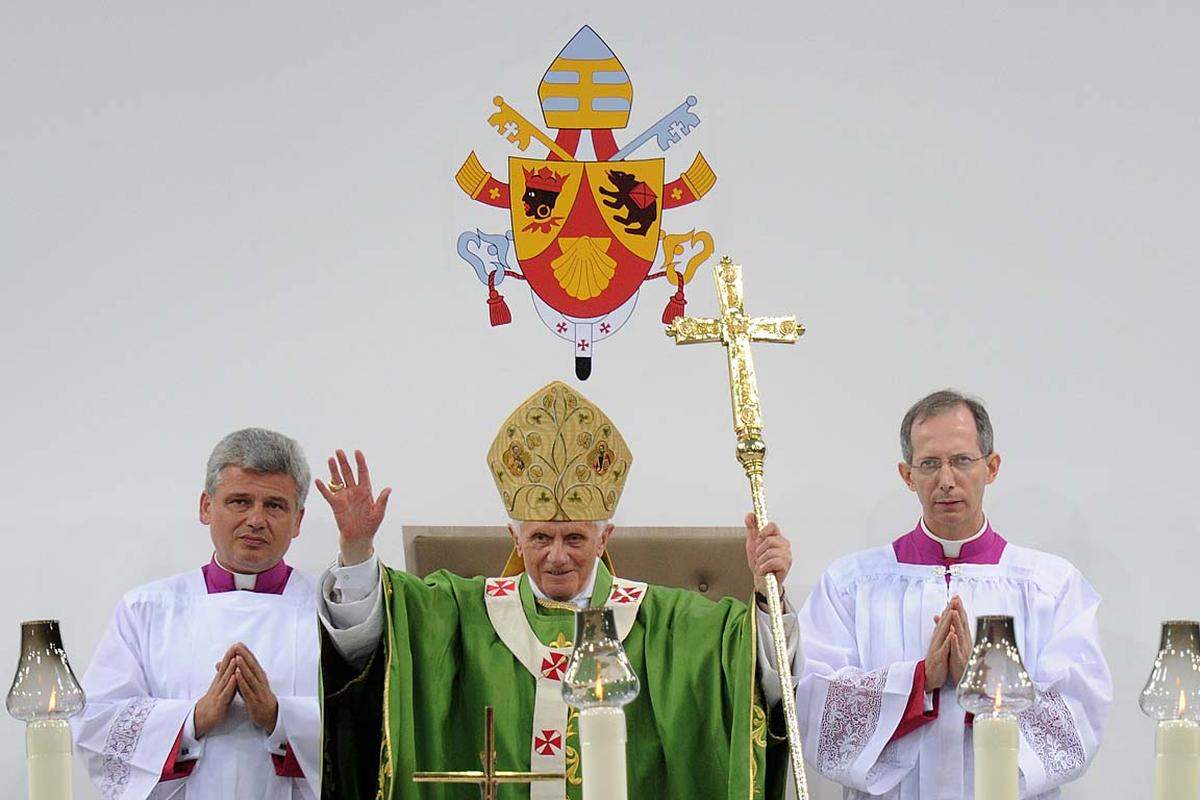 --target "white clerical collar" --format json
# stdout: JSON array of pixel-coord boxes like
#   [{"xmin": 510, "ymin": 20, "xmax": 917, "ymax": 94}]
[
  {"xmin": 527, "ymin": 558, "xmax": 601, "ymax": 609},
  {"xmin": 215, "ymin": 556, "xmax": 257, "ymax": 591},
  {"xmin": 919, "ymin": 517, "xmax": 988, "ymax": 558}
]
